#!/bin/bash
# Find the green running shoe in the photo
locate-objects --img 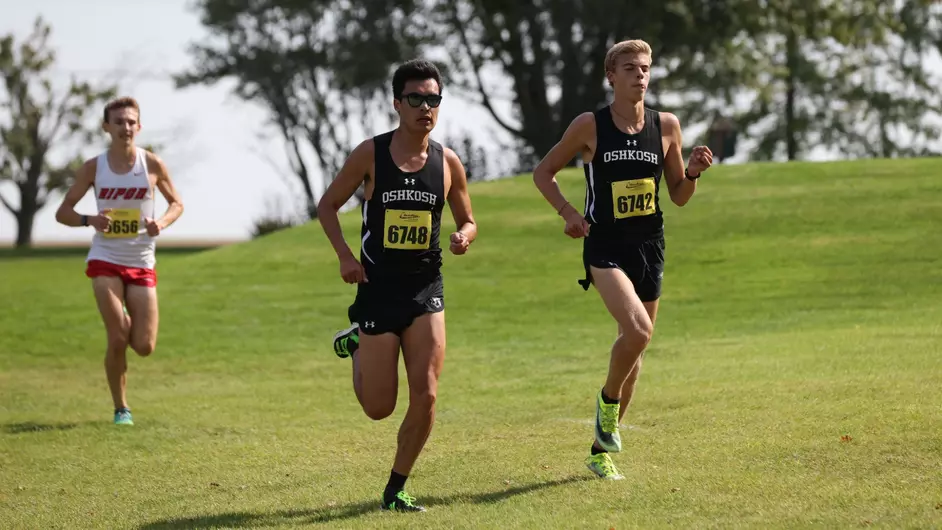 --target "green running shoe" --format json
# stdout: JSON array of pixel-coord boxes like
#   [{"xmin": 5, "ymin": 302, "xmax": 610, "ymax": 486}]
[
  {"xmin": 332, "ymin": 324, "xmax": 359, "ymax": 359},
  {"xmin": 382, "ymin": 490, "xmax": 426, "ymax": 512},
  {"xmin": 585, "ymin": 453, "xmax": 625, "ymax": 480},
  {"xmin": 594, "ymin": 389, "xmax": 622, "ymax": 452}
]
